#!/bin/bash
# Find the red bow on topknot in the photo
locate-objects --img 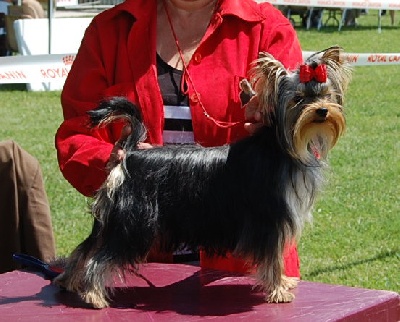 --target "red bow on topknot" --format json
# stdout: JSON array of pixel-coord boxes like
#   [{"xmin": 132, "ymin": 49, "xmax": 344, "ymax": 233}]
[{"xmin": 299, "ymin": 64, "xmax": 327, "ymax": 83}]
